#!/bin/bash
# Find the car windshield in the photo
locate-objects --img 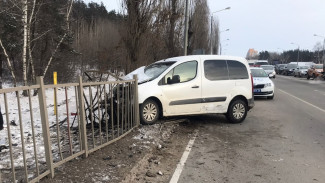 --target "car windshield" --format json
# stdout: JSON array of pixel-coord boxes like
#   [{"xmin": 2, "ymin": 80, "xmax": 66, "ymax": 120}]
[
  {"xmin": 314, "ymin": 65, "xmax": 323, "ymax": 69},
  {"xmin": 300, "ymin": 66, "xmax": 309, "ymax": 69},
  {"xmin": 261, "ymin": 66, "xmax": 274, "ymax": 70},
  {"xmin": 287, "ymin": 64, "xmax": 298, "ymax": 69},
  {"xmin": 251, "ymin": 69, "xmax": 268, "ymax": 77},
  {"xmin": 144, "ymin": 61, "xmax": 176, "ymax": 80}
]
